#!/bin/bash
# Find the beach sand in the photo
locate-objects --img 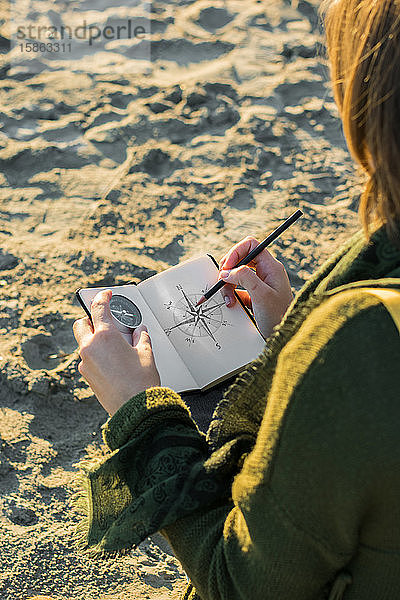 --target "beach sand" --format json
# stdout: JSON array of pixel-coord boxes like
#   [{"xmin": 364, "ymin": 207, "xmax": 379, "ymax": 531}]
[{"xmin": 0, "ymin": 0, "xmax": 361, "ymax": 598}]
